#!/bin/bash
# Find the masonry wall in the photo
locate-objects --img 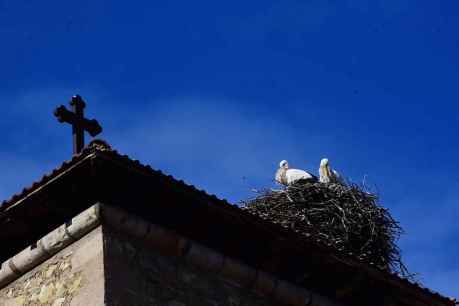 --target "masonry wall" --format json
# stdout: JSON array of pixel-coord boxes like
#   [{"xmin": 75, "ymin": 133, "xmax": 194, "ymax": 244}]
[
  {"xmin": 103, "ymin": 227, "xmax": 276, "ymax": 306},
  {"xmin": 0, "ymin": 203, "xmax": 342, "ymax": 306},
  {"xmin": 0, "ymin": 227, "xmax": 105, "ymax": 306}
]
